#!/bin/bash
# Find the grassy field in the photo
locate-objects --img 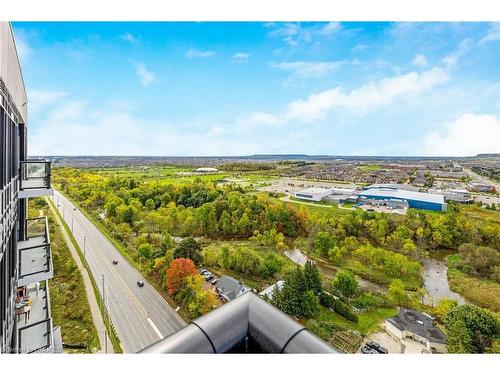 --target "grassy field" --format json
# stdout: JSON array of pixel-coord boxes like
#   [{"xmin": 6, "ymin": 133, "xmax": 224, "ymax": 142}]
[
  {"xmin": 447, "ymin": 254, "xmax": 500, "ymax": 312},
  {"xmin": 31, "ymin": 200, "xmax": 100, "ymax": 353}
]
